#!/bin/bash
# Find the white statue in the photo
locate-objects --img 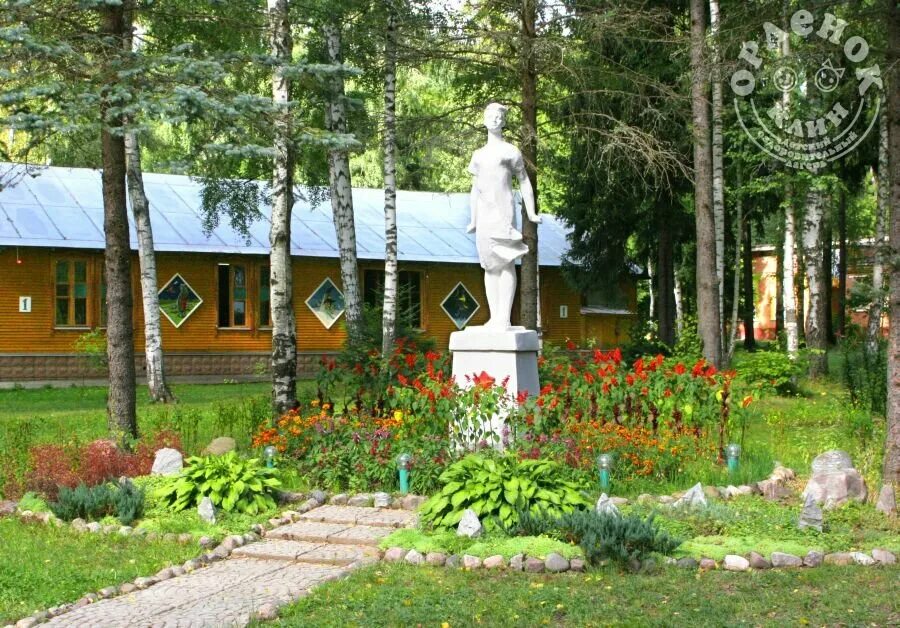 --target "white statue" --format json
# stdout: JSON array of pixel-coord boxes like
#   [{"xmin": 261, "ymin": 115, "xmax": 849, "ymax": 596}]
[{"xmin": 466, "ymin": 103, "xmax": 541, "ymax": 329}]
